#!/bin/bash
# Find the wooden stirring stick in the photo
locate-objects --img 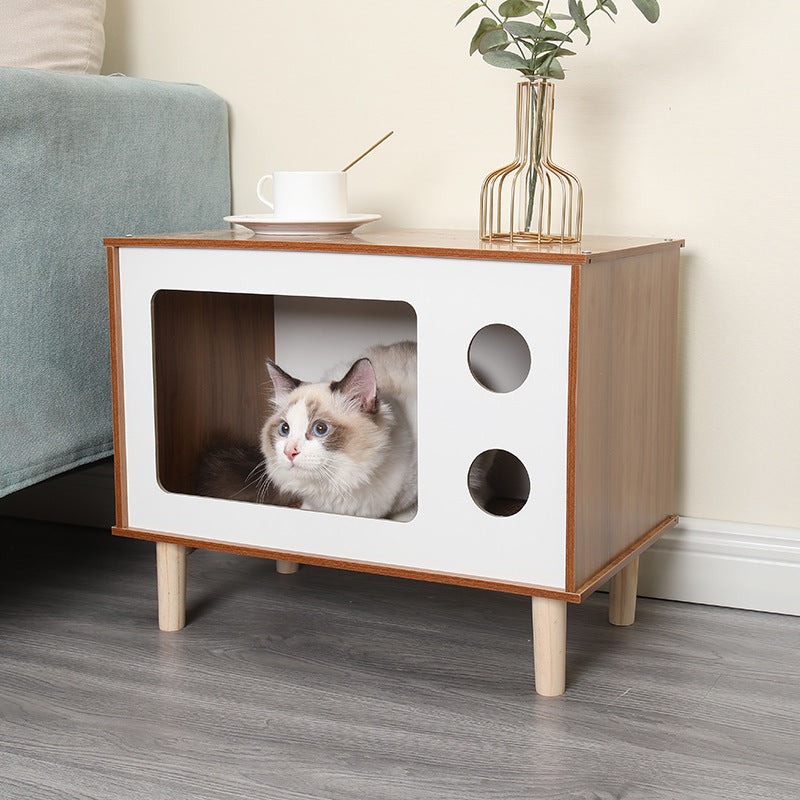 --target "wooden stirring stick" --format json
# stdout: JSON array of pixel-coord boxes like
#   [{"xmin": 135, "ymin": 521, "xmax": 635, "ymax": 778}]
[{"xmin": 342, "ymin": 131, "xmax": 394, "ymax": 172}]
